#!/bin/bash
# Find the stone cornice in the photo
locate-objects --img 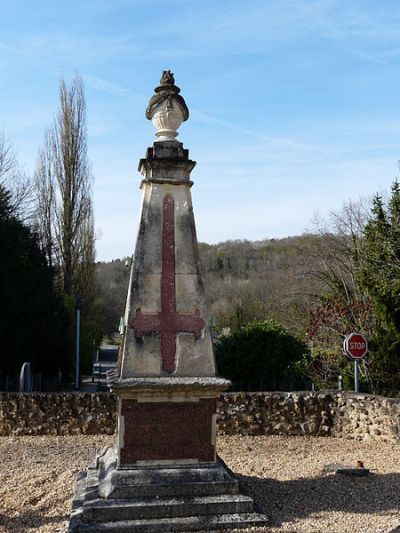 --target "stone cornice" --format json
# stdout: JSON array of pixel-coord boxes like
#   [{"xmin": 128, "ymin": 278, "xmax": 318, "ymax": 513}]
[{"xmin": 111, "ymin": 377, "xmax": 231, "ymax": 396}]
